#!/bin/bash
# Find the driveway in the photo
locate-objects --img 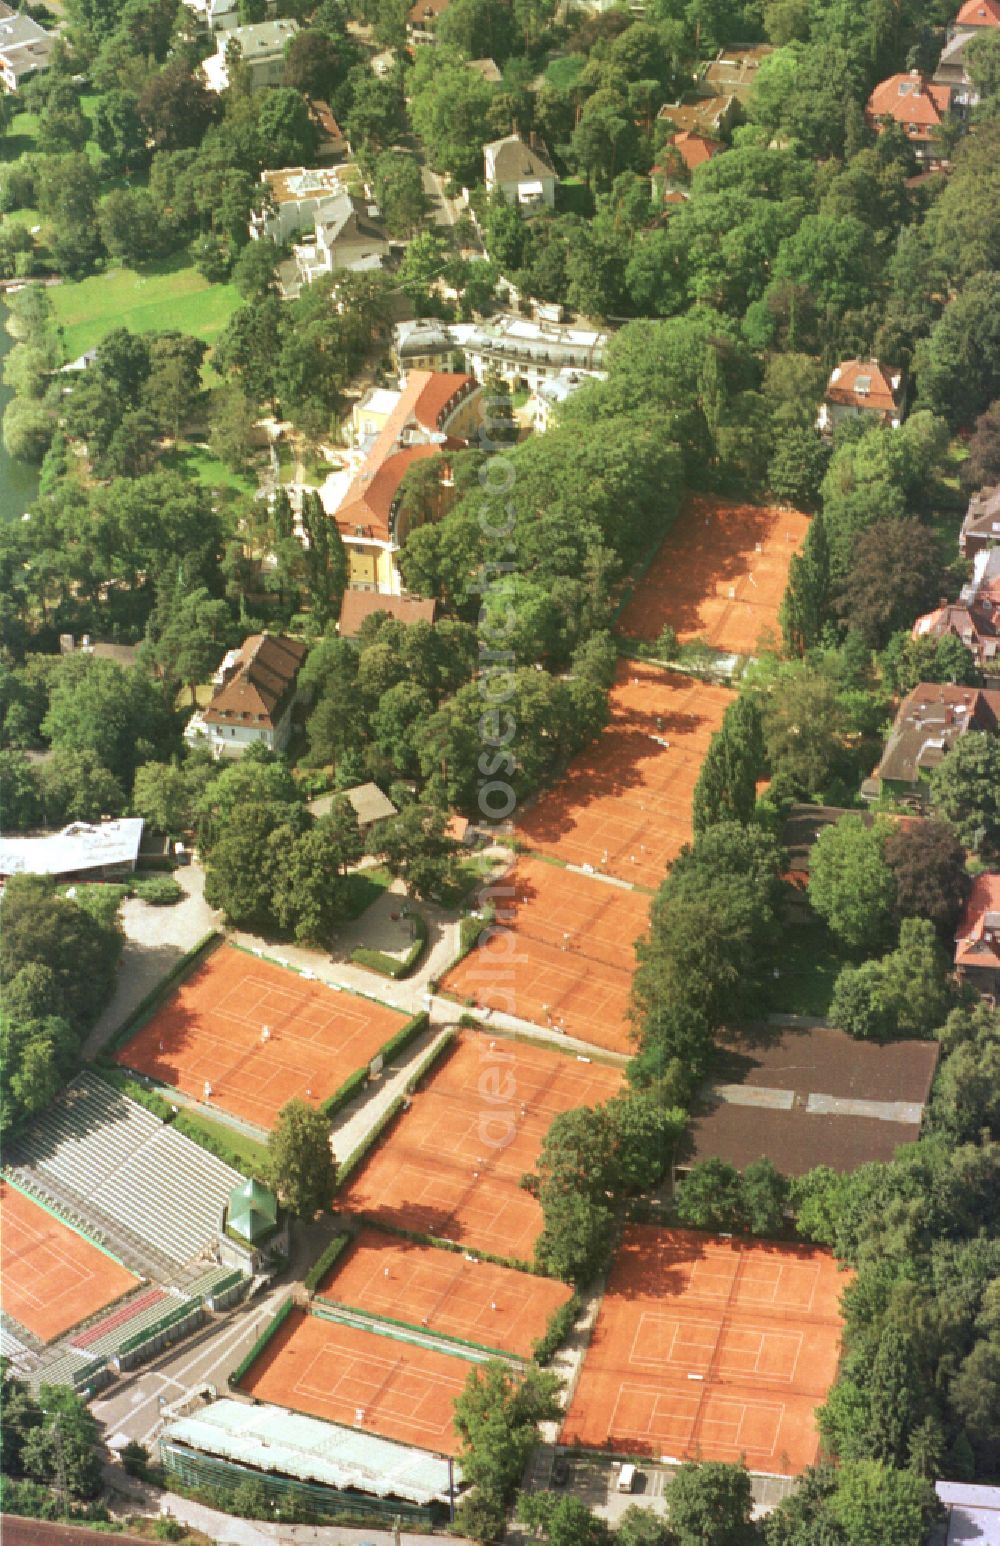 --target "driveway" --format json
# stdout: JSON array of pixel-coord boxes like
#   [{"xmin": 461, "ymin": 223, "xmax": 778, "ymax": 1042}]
[{"xmin": 85, "ymin": 865, "xmax": 221, "ymax": 1058}]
